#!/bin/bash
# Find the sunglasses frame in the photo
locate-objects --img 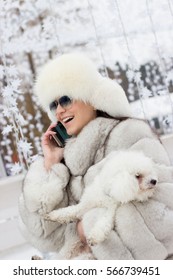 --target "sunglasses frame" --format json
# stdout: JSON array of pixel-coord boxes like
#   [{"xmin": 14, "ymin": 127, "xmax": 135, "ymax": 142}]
[{"xmin": 49, "ymin": 95, "xmax": 73, "ymax": 112}]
